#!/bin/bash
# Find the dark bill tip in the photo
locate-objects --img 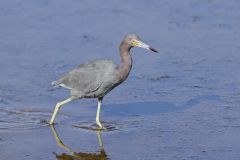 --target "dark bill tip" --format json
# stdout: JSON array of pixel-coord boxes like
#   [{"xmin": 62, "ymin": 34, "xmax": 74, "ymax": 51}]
[{"xmin": 149, "ymin": 47, "xmax": 159, "ymax": 53}]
